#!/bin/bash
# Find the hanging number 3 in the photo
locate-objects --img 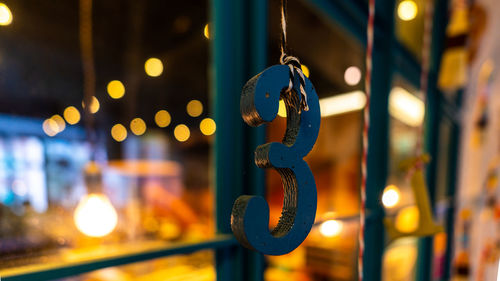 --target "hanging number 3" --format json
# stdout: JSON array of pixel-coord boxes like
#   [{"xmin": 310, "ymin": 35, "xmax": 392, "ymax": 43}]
[{"xmin": 231, "ymin": 65, "xmax": 321, "ymax": 255}]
